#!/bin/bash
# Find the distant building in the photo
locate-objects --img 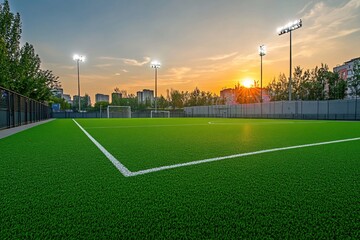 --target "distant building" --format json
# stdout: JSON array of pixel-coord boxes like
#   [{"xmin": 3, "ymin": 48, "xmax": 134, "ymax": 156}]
[
  {"xmin": 333, "ymin": 57, "xmax": 360, "ymax": 98},
  {"xmin": 95, "ymin": 93, "xmax": 110, "ymax": 103},
  {"xmin": 111, "ymin": 92, "xmax": 122, "ymax": 104},
  {"xmin": 62, "ymin": 94, "xmax": 72, "ymax": 105},
  {"xmin": 220, "ymin": 88, "xmax": 236, "ymax": 105},
  {"xmin": 137, "ymin": 89, "xmax": 154, "ymax": 105},
  {"xmin": 73, "ymin": 95, "xmax": 91, "ymax": 109},
  {"xmin": 51, "ymin": 88, "xmax": 63, "ymax": 98}
]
